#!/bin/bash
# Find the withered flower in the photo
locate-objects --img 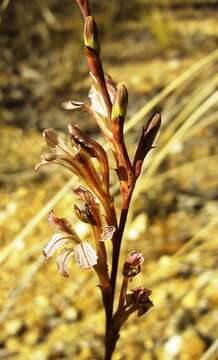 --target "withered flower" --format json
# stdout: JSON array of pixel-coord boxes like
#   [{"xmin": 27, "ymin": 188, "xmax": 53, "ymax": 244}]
[
  {"xmin": 35, "ymin": 127, "xmax": 108, "ymax": 204},
  {"xmin": 122, "ymin": 250, "xmax": 144, "ymax": 277},
  {"xmin": 35, "ymin": 128, "xmax": 83, "ymax": 176},
  {"xmin": 68, "ymin": 124, "xmax": 110, "ymax": 192},
  {"xmin": 126, "ymin": 287, "xmax": 153, "ymax": 317},
  {"xmin": 43, "ymin": 210, "xmax": 97, "ymax": 276}
]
